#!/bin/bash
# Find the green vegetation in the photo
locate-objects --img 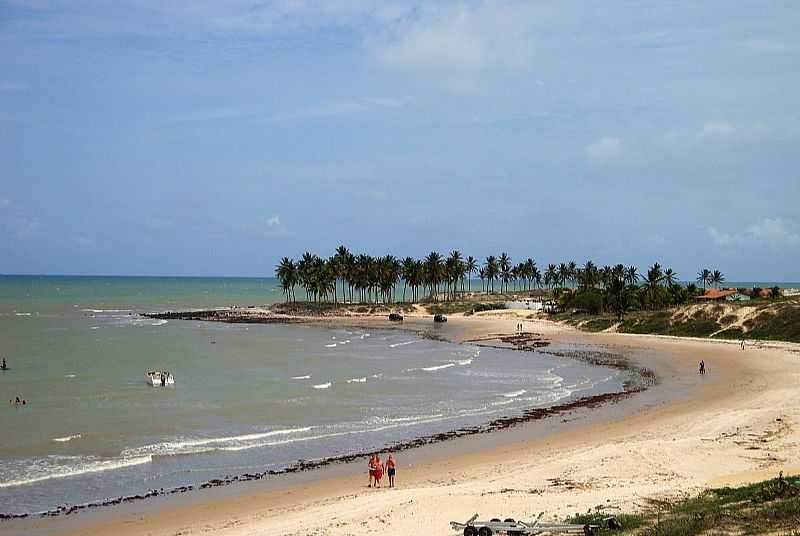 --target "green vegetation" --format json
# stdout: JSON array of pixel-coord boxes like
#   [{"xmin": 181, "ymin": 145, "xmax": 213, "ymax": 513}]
[
  {"xmin": 578, "ymin": 318, "xmax": 616, "ymax": 332},
  {"xmin": 564, "ymin": 299, "xmax": 800, "ymax": 343},
  {"xmin": 617, "ymin": 311, "xmax": 720, "ymax": 338},
  {"xmin": 558, "ymin": 263, "xmax": 700, "ymax": 320},
  {"xmin": 425, "ymin": 301, "xmax": 506, "ymax": 315},
  {"xmin": 276, "ymin": 246, "xmax": 545, "ymax": 304},
  {"xmin": 273, "ymin": 247, "xmax": 798, "ymax": 343},
  {"xmin": 275, "ymin": 247, "xmax": 712, "ymax": 314},
  {"xmin": 566, "ymin": 474, "xmax": 800, "ymax": 535},
  {"xmin": 740, "ymin": 304, "xmax": 800, "ymax": 342}
]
